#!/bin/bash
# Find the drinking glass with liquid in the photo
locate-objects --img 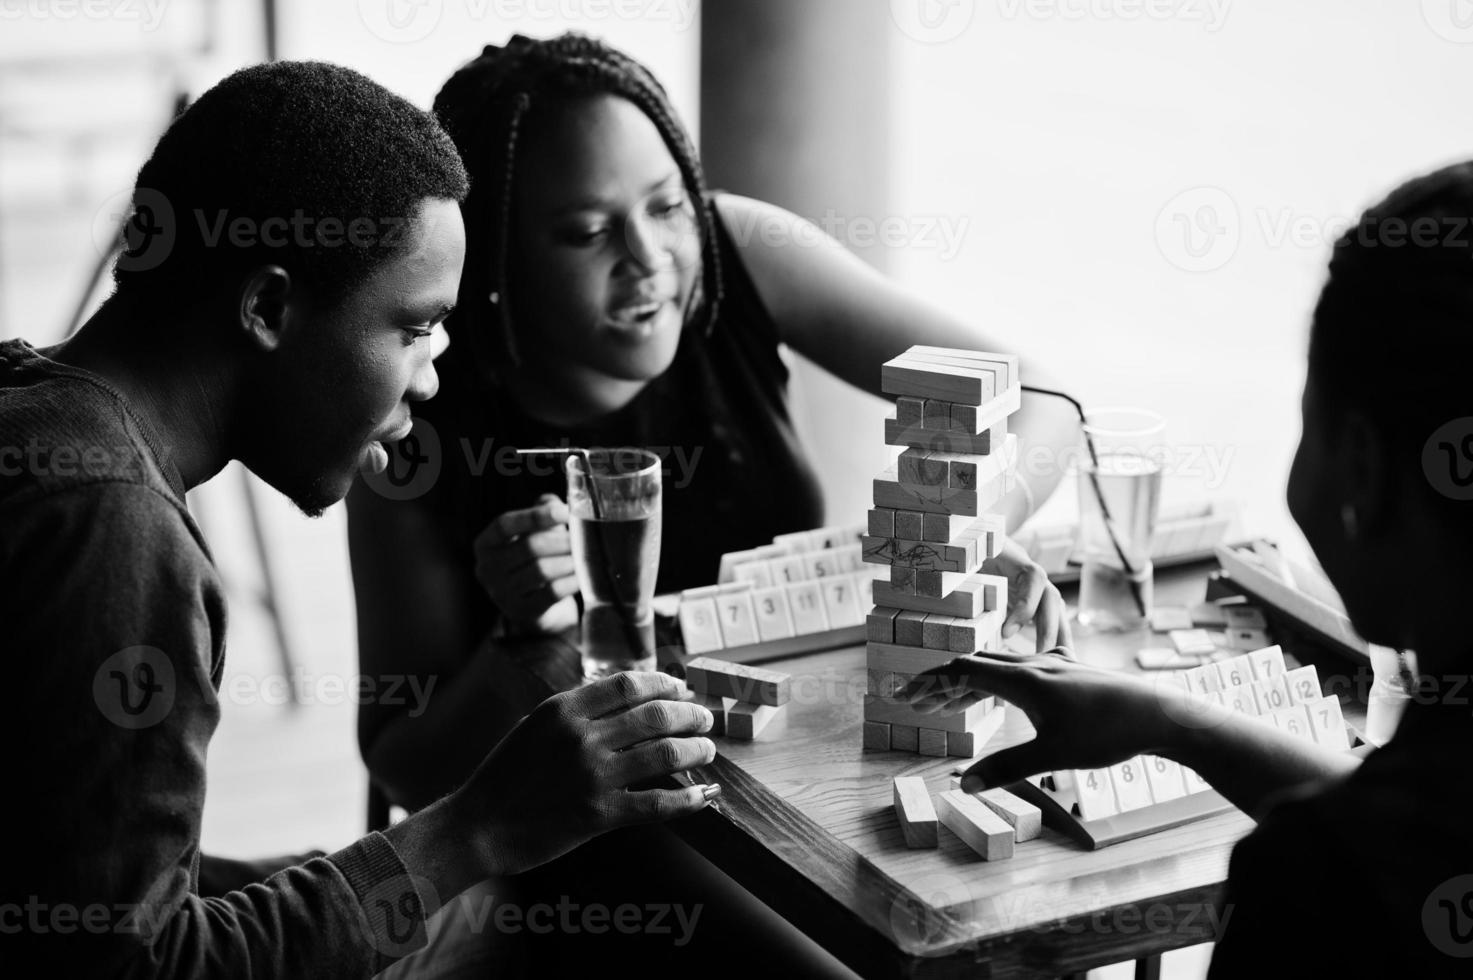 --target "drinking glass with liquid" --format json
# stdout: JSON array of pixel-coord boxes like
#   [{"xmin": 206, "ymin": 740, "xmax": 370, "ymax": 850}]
[
  {"xmin": 1076, "ymin": 408, "xmax": 1165, "ymax": 632},
  {"xmin": 565, "ymin": 448, "xmax": 663, "ymax": 679}
]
